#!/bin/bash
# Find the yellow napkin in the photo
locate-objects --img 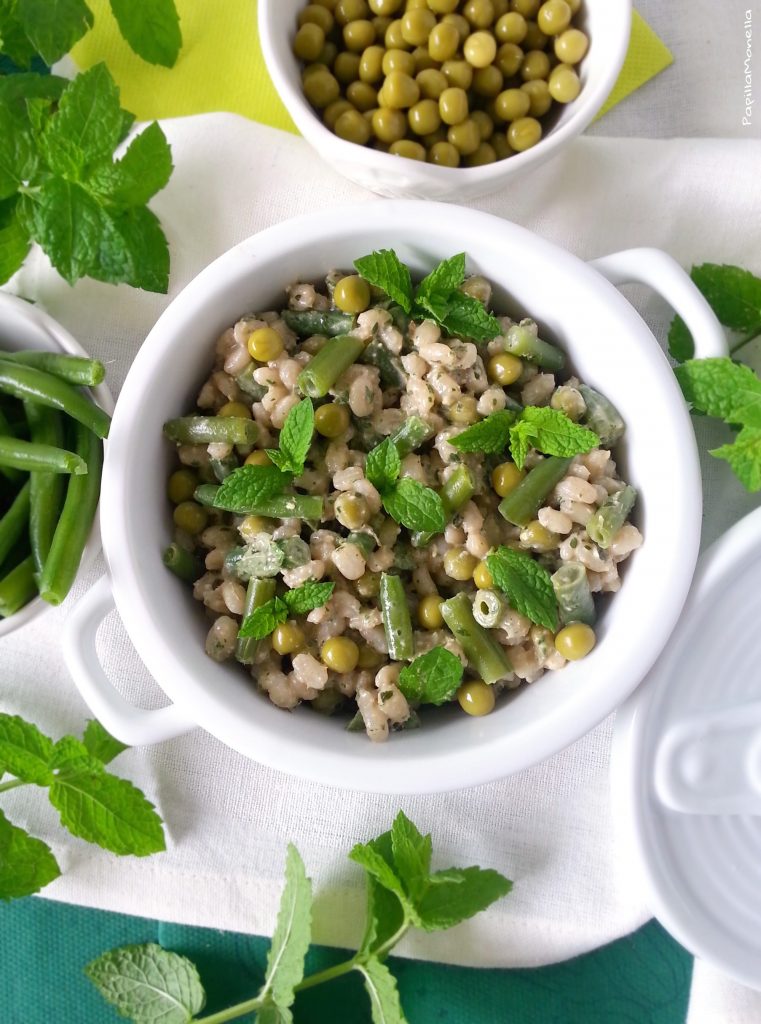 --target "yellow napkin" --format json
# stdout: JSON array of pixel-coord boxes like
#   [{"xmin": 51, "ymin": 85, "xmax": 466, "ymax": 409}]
[{"xmin": 72, "ymin": 3, "xmax": 671, "ymax": 133}]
